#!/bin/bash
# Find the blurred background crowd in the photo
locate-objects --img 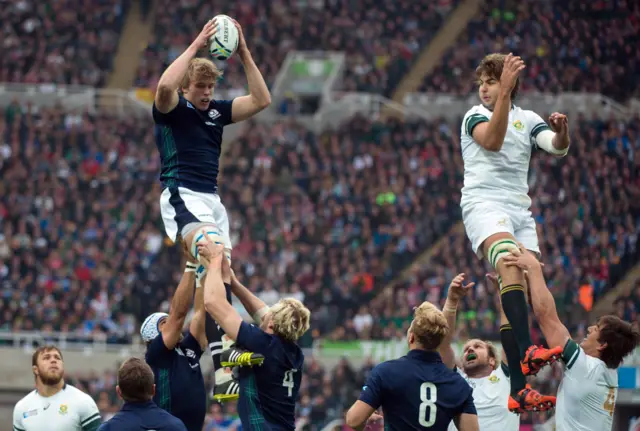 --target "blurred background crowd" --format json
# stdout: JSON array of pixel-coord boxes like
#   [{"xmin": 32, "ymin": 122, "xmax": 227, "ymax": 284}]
[{"xmin": 1, "ymin": 0, "xmax": 639, "ymax": 429}]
